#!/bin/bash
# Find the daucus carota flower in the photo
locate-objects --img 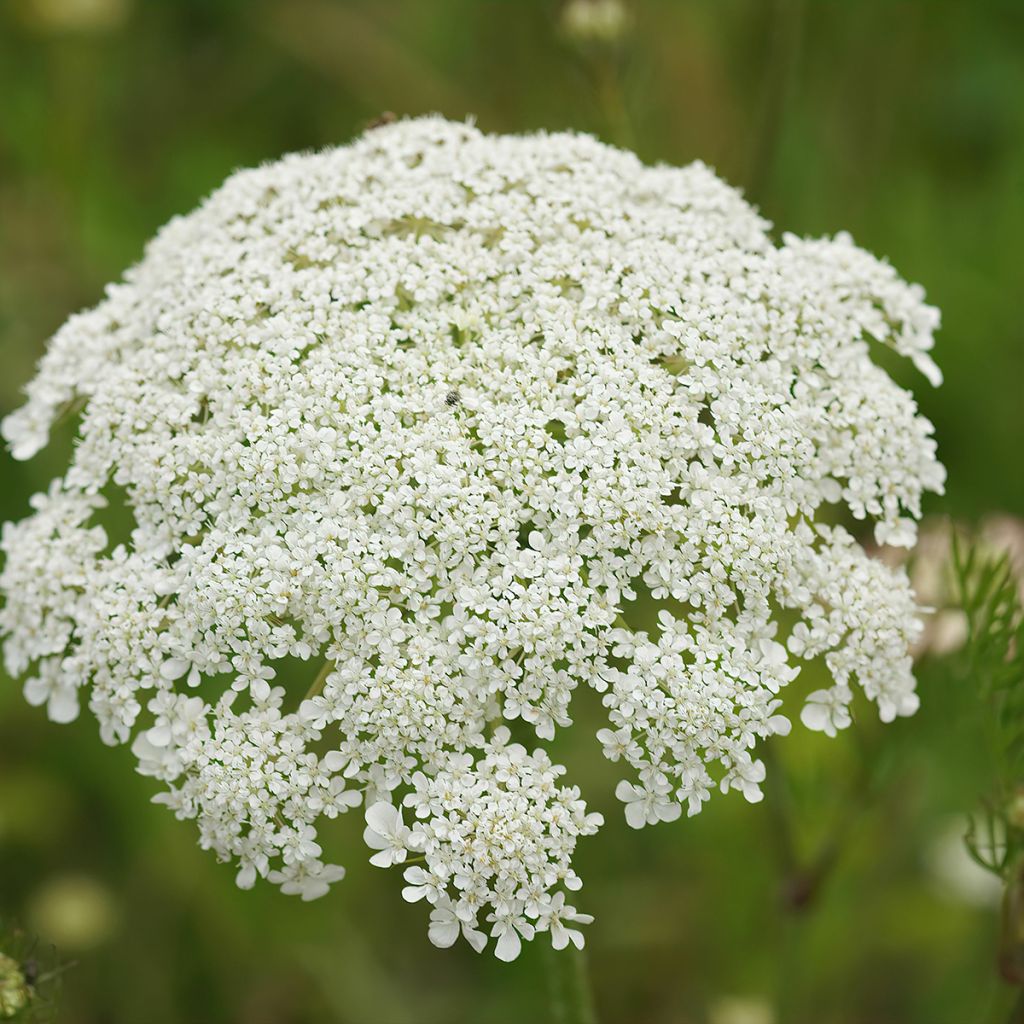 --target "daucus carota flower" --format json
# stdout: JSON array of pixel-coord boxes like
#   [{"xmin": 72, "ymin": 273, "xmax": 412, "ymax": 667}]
[{"xmin": 0, "ymin": 116, "xmax": 943, "ymax": 959}]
